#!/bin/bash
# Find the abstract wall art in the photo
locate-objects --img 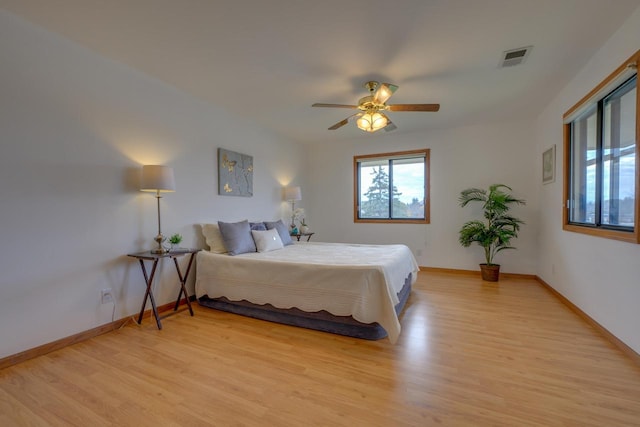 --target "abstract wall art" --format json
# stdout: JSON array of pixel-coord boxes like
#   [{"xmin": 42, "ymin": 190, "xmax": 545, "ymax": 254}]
[{"xmin": 218, "ymin": 148, "xmax": 253, "ymax": 197}]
